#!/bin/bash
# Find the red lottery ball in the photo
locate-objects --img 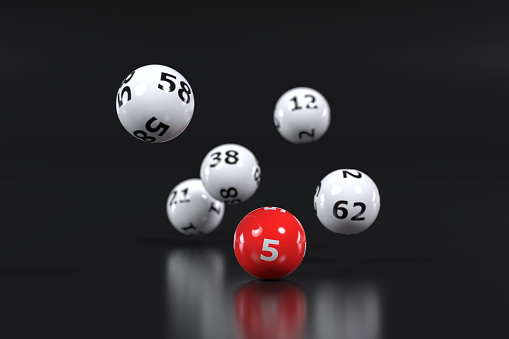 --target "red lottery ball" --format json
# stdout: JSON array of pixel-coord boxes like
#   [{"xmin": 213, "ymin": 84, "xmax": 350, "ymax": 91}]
[{"xmin": 233, "ymin": 207, "xmax": 307, "ymax": 280}]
